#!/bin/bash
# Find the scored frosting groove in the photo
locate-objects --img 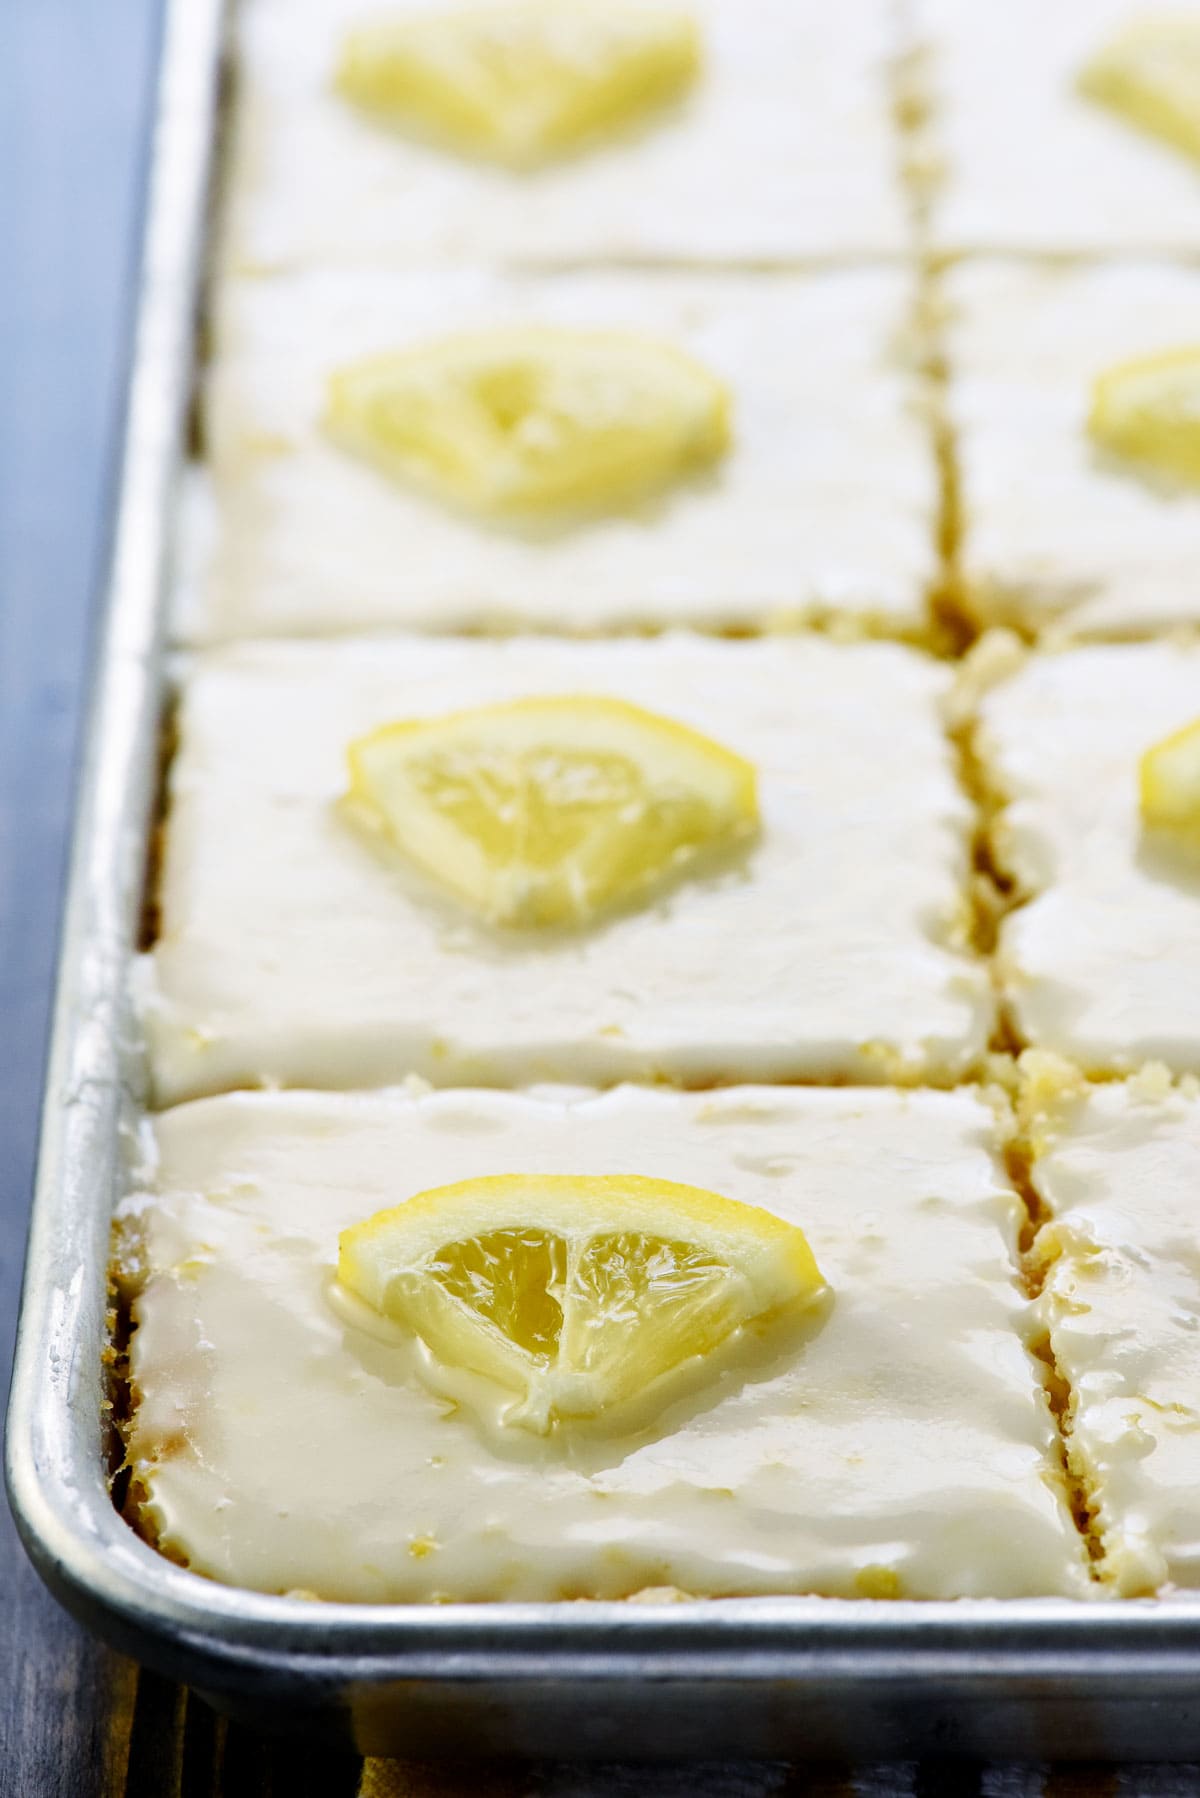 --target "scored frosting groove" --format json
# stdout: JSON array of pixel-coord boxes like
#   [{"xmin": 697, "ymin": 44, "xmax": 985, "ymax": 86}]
[
  {"xmin": 943, "ymin": 654, "xmax": 1030, "ymax": 1066},
  {"xmin": 1015, "ymin": 1063, "xmax": 1200, "ymax": 1592},
  {"xmin": 884, "ymin": 1, "xmax": 976, "ymax": 662},
  {"xmin": 1001, "ymin": 1117, "xmax": 1105, "ymax": 1577}
]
